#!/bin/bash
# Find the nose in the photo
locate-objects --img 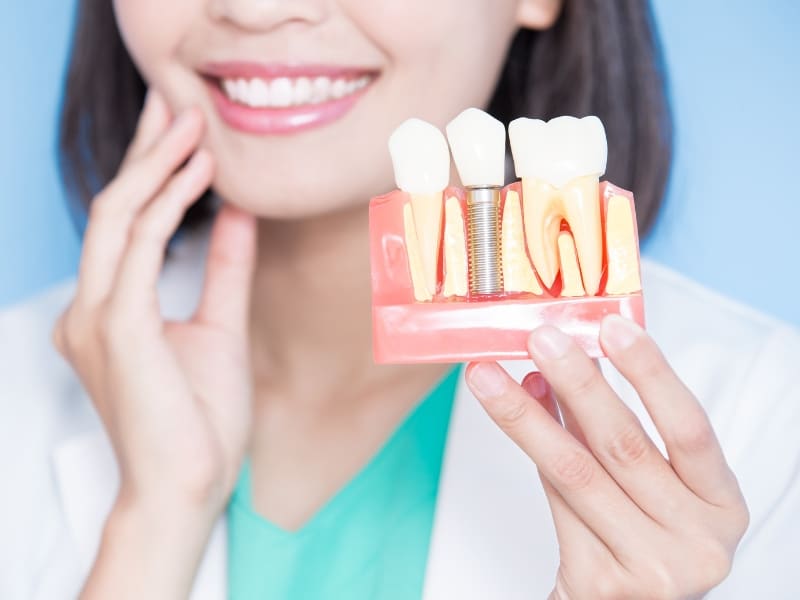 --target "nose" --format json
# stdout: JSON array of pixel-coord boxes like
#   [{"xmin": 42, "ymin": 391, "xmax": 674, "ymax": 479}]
[{"xmin": 208, "ymin": 0, "xmax": 328, "ymax": 32}]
